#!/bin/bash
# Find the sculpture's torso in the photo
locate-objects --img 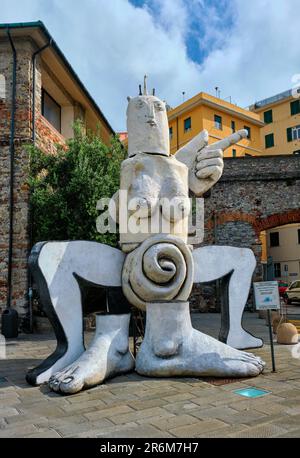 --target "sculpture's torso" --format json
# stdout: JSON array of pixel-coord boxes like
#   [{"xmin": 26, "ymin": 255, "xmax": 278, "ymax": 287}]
[{"xmin": 119, "ymin": 153, "xmax": 189, "ymax": 253}]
